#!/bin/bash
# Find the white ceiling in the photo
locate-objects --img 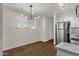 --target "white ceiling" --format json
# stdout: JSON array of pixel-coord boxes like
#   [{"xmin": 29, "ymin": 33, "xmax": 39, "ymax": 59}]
[{"xmin": 3, "ymin": 3, "xmax": 78, "ymax": 17}]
